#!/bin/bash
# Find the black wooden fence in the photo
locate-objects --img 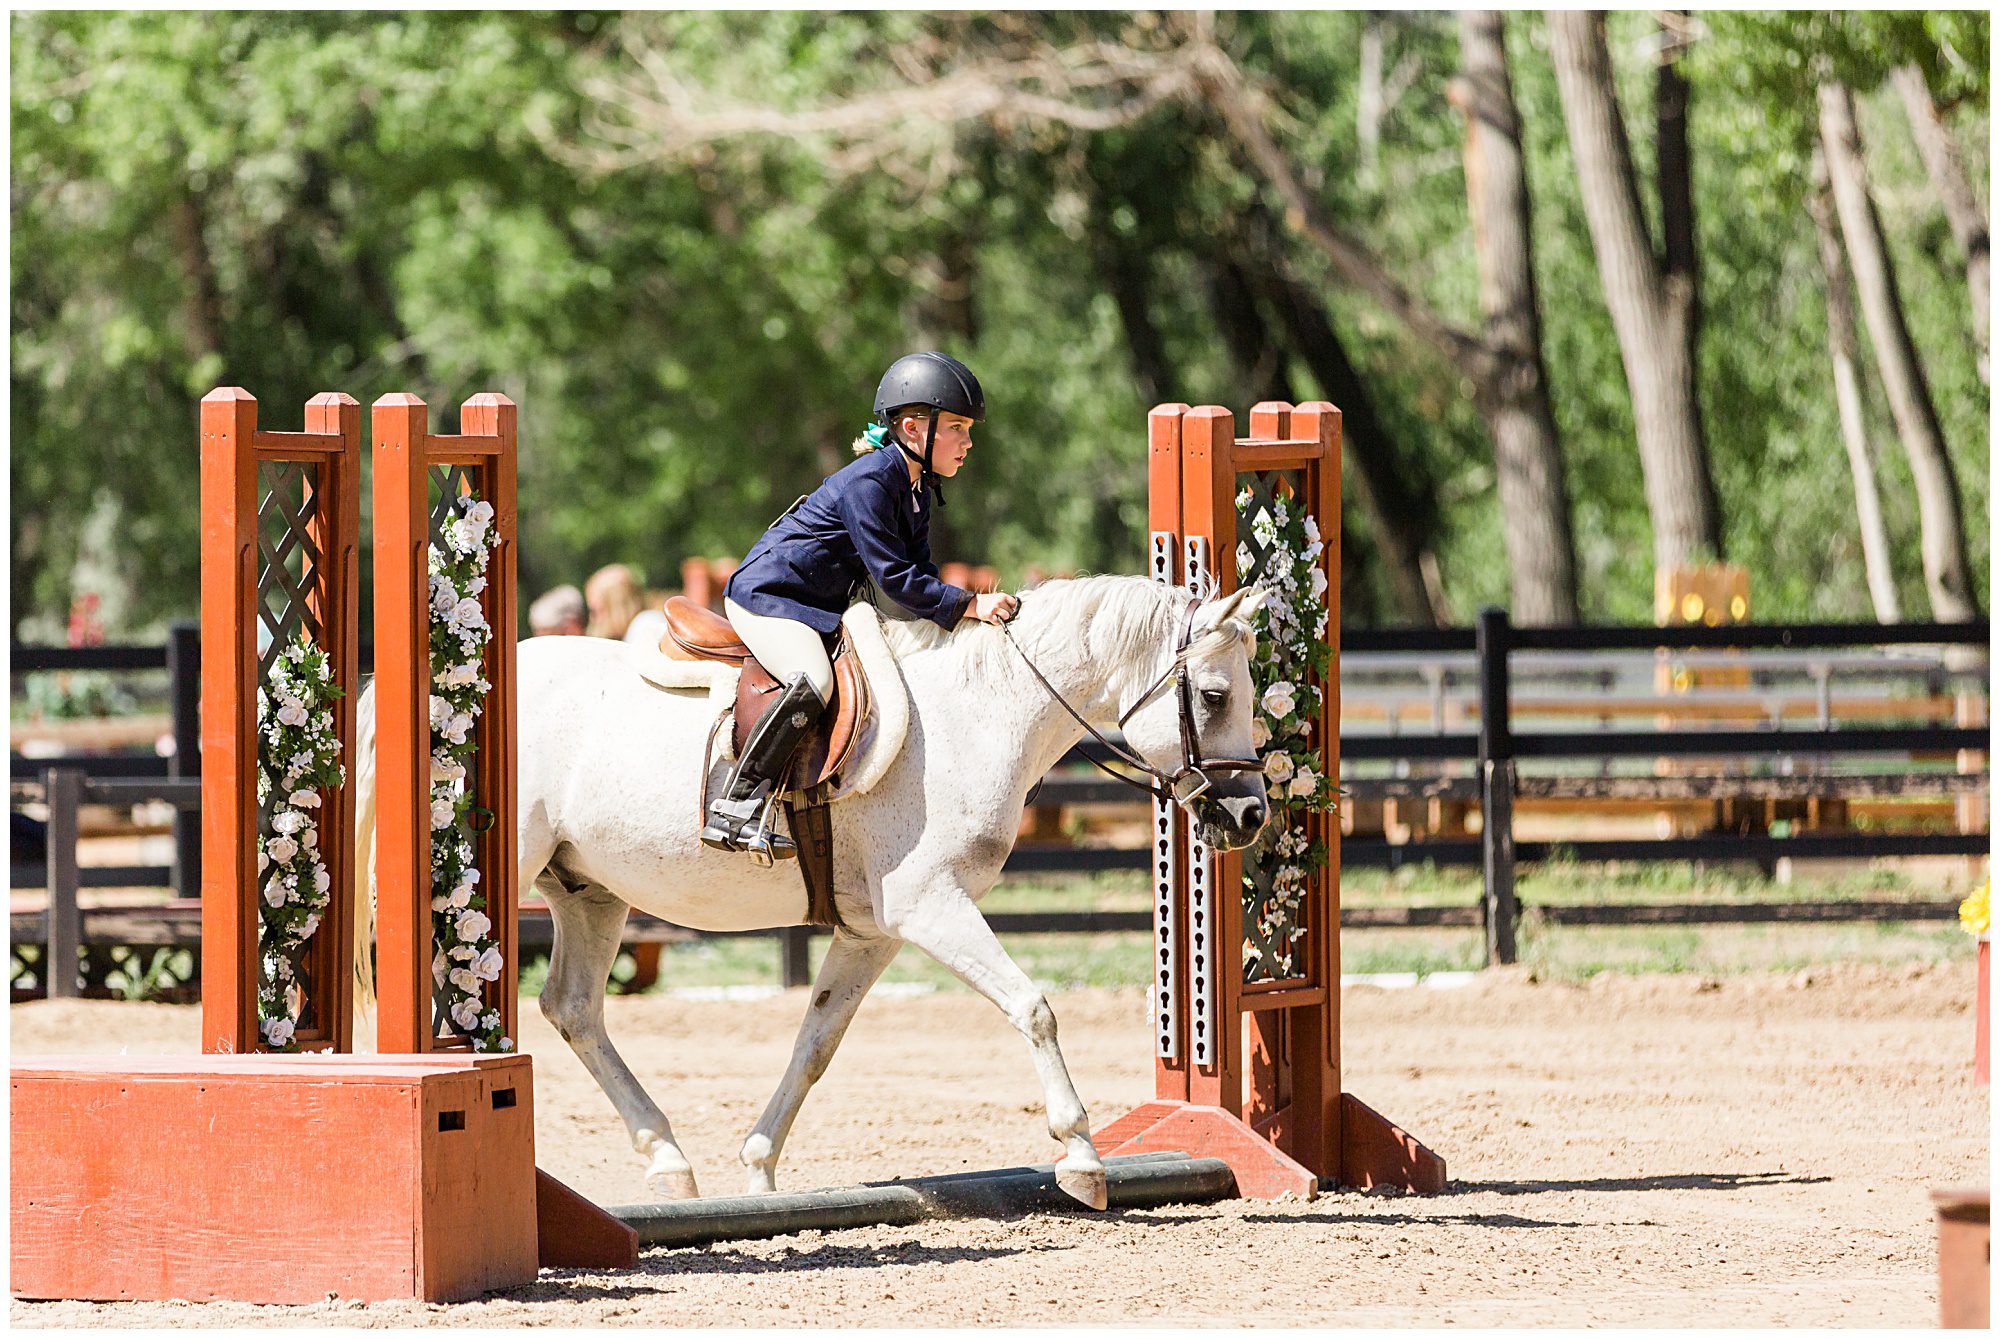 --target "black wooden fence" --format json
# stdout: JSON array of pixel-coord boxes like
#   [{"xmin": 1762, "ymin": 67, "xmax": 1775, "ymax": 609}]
[{"xmin": 14, "ymin": 613, "xmax": 1989, "ymax": 992}]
